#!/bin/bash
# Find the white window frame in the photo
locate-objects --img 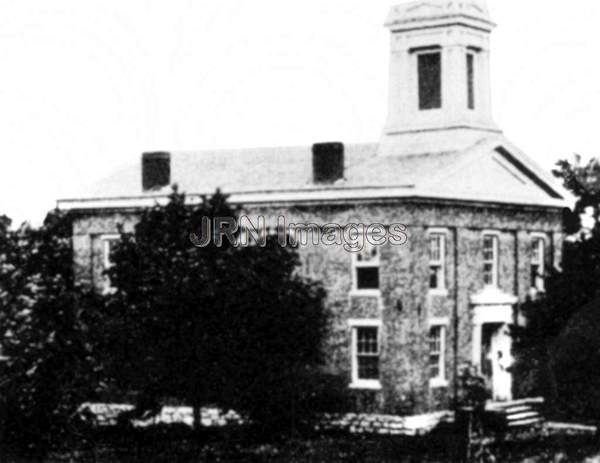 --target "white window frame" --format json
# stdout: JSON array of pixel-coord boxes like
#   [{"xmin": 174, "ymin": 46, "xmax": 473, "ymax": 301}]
[
  {"xmin": 100, "ymin": 234, "xmax": 120, "ymax": 294},
  {"xmin": 530, "ymin": 233, "xmax": 547, "ymax": 292},
  {"xmin": 428, "ymin": 229, "xmax": 447, "ymax": 294},
  {"xmin": 101, "ymin": 234, "xmax": 121, "ymax": 269},
  {"xmin": 349, "ymin": 319, "xmax": 382, "ymax": 390},
  {"xmin": 351, "ymin": 240, "xmax": 381, "ymax": 296},
  {"xmin": 428, "ymin": 318, "xmax": 448, "ymax": 388},
  {"xmin": 482, "ymin": 232, "xmax": 500, "ymax": 288}
]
